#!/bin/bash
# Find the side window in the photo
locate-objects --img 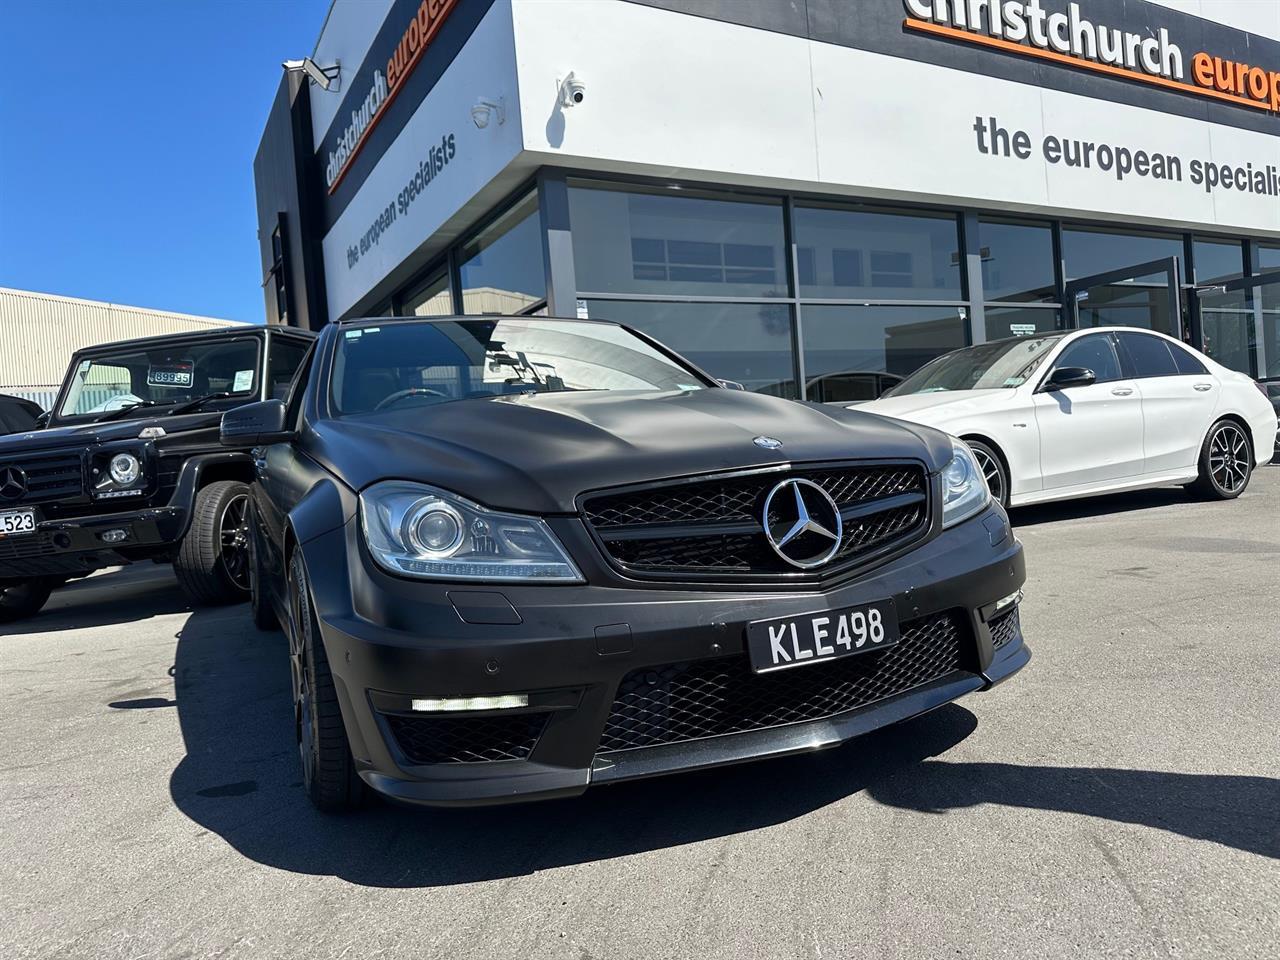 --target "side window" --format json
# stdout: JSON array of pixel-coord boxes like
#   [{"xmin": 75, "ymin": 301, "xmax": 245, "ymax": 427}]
[
  {"xmin": 268, "ymin": 337, "xmax": 310, "ymax": 400},
  {"xmin": 1052, "ymin": 334, "xmax": 1122, "ymax": 384},
  {"xmin": 284, "ymin": 344, "xmax": 316, "ymax": 427},
  {"xmin": 1118, "ymin": 332, "xmax": 1179, "ymax": 378},
  {"xmin": 1167, "ymin": 341, "xmax": 1208, "ymax": 375}
]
